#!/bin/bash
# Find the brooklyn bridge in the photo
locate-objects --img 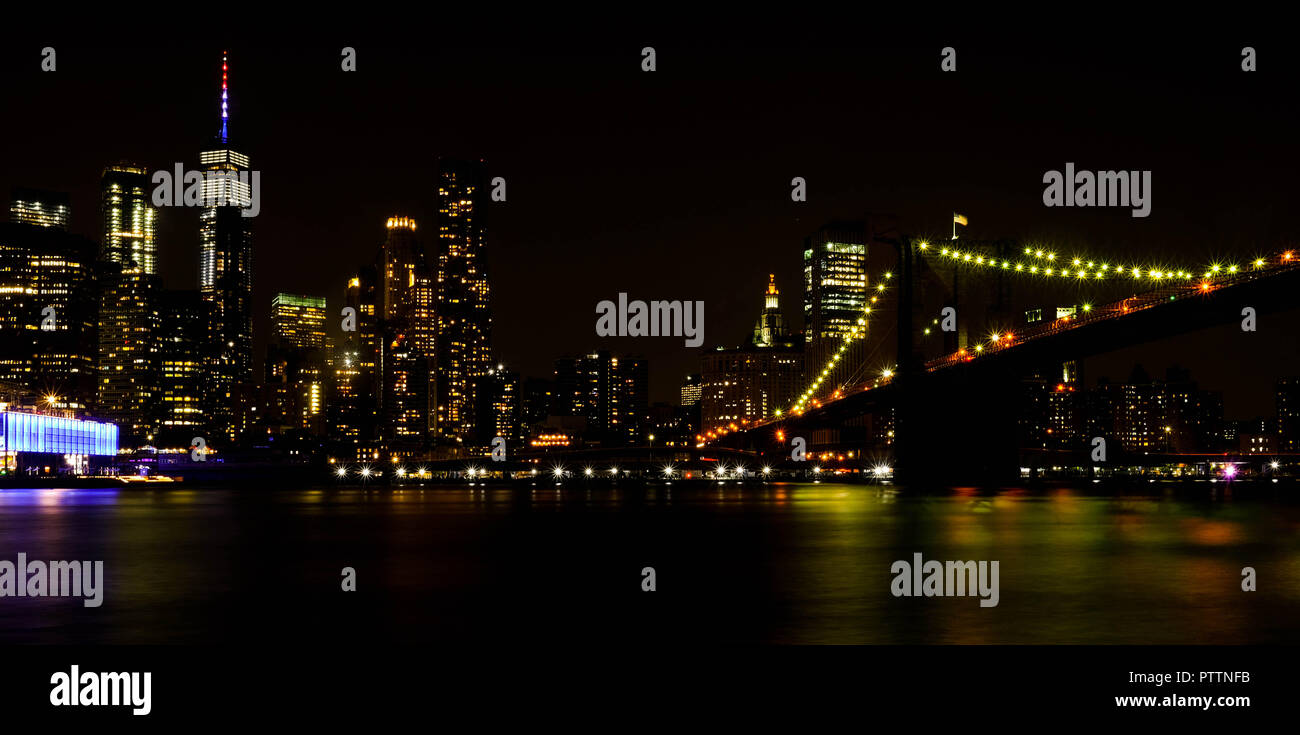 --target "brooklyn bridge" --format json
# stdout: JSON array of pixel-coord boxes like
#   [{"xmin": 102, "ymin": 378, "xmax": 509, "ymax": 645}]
[{"xmin": 703, "ymin": 236, "xmax": 1300, "ymax": 485}]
